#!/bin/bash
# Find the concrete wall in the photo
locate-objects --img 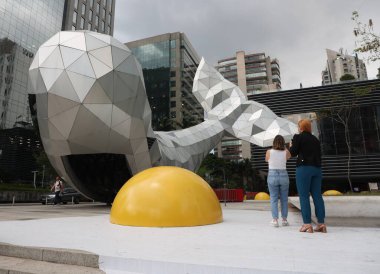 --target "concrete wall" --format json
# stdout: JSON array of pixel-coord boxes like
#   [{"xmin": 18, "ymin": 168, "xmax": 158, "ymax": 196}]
[
  {"xmin": 289, "ymin": 196, "xmax": 380, "ymax": 218},
  {"xmin": 0, "ymin": 191, "xmax": 44, "ymax": 203}
]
